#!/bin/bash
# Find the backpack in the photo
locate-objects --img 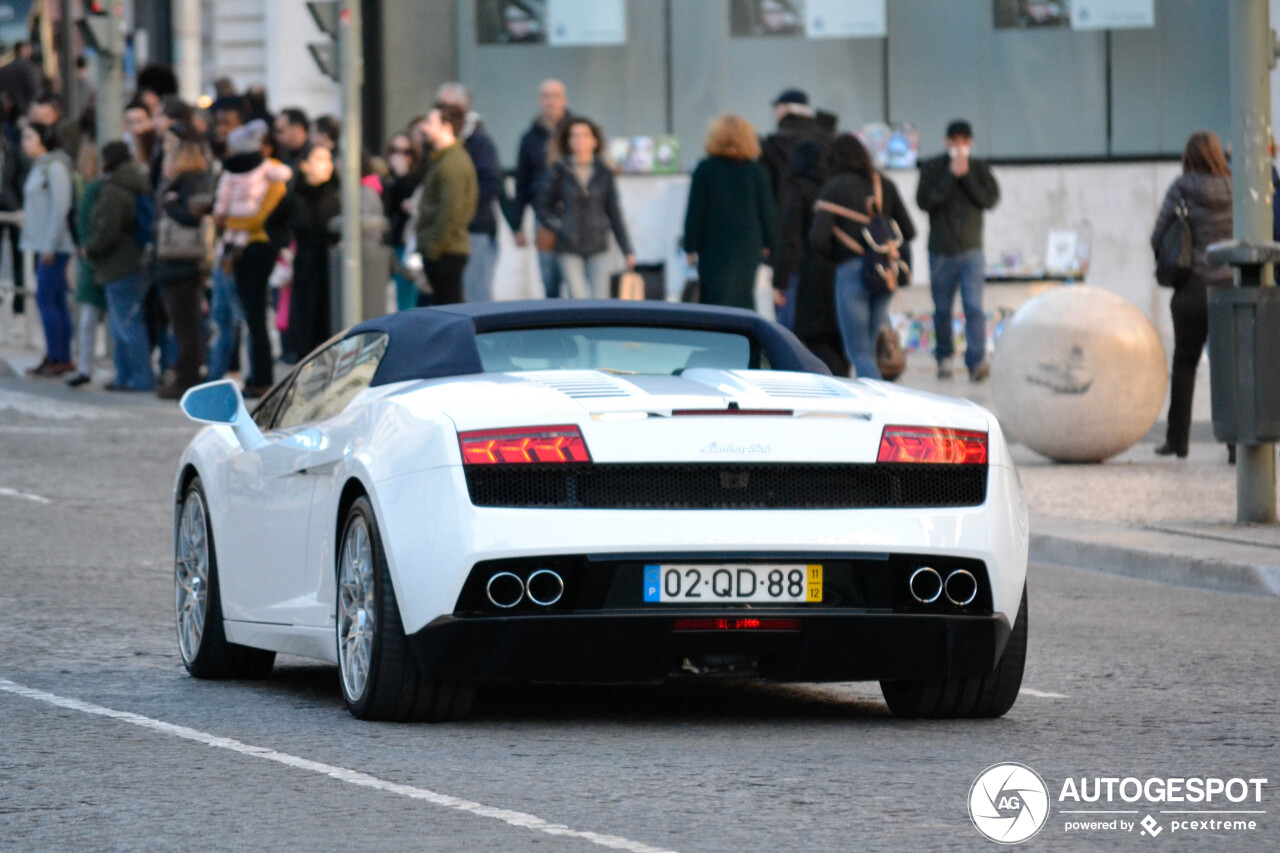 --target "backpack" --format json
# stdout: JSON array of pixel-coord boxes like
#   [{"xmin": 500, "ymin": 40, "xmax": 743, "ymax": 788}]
[
  {"xmin": 815, "ymin": 171, "xmax": 911, "ymax": 296},
  {"xmin": 1155, "ymin": 194, "xmax": 1192, "ymax": 288},
  {"xmin": 134, "ymin": 191, "xmax": 156, "ymax": 249}
]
